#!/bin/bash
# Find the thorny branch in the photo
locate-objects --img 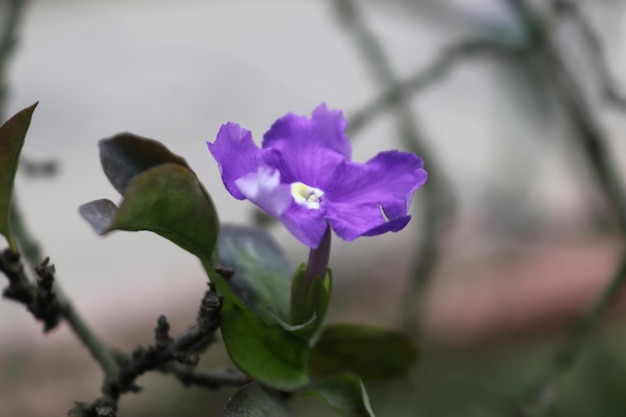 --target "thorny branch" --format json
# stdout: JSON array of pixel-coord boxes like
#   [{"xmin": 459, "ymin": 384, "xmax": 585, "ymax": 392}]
[
  {"xmin": 334, "ymin": 0, "xmax": 455, "ymax": 333},
  {"xmin": 0, "ymin": 2, "xmax": 244, "ymax": 413},
  {"xmin": 0, "ymin": 251, "xmax": 61, "ymax": 331},
  {"xmin": 9, "ymin": 198, "xmax": 122, "ymax": 391},
  {"xmin": 4, "ymin": 202, "xmax": 243, "ymax": 417},
  {"xmin": 5, "ymin": 202, "xmax": 122, "ymax": 388},
  {"xmin": 0, "ymin": 243, "xmax": 241, "ymax": 417},
  {"xmin": 0, "ymin": 249, "xmax": 121, "ymax": 414},
  {"xmin": 69, "ymin": 287, "xmax": 226, "ymax": 417}
]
